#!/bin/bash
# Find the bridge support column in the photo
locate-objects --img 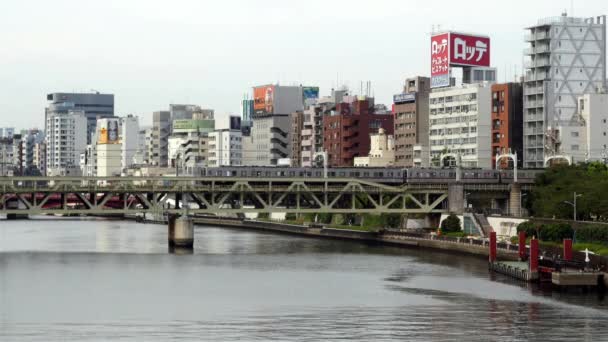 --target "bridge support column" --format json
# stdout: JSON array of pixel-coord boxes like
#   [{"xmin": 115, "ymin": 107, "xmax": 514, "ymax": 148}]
[
  {"xmin": 509, "ymin": 183, "xmax": 522, "ymax": 217},
  {"xmin": 448, "ymin": 183, "xmax": 464, "ymax": 215},
  {"xmin": 169, "ymin": 215, "xmax": 194, "ymax": 248}
]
